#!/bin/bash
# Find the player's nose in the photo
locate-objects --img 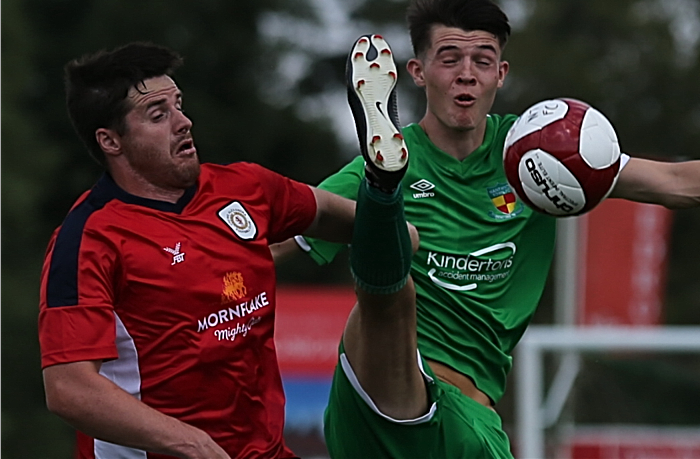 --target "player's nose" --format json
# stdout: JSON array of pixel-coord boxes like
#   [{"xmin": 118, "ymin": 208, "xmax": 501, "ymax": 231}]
[
  {"xmin": 175, "ymin": 109, "xmax": 193, "ymax": 133},
  {"xmin": 456, "ymin": 62, "xmax": 477, "ymax": 85}
]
